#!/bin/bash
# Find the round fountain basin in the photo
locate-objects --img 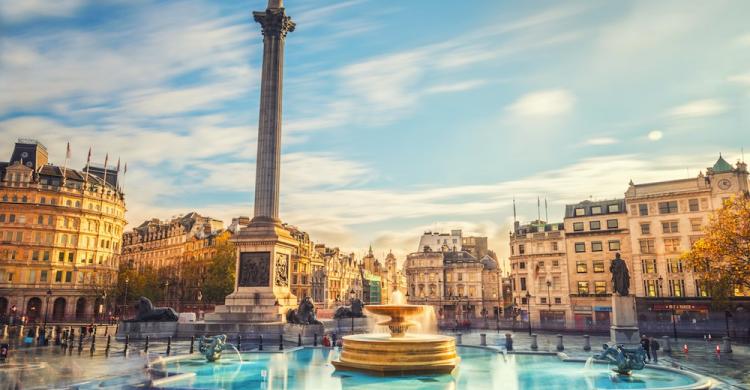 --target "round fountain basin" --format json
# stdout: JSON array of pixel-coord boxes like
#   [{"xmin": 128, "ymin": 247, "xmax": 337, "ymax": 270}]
[
  {"xmin": 365, "ymin": 304, "xmax": 425, "ymax": 318},
  {"xmin": 331, "ymin": 333, "xmax": 459, "ymax": 375}
]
